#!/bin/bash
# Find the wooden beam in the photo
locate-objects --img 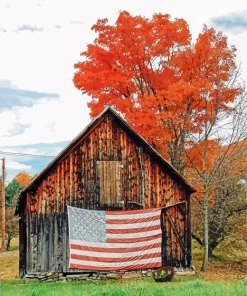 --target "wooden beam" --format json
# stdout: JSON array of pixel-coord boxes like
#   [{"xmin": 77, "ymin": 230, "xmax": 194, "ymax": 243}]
[{"xmin": 166, "ymin": 210, "xmax": 185, "ymax": 252}]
